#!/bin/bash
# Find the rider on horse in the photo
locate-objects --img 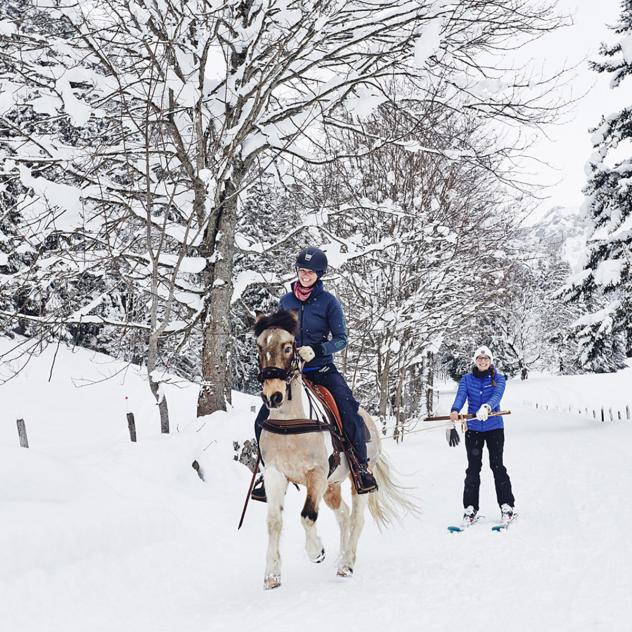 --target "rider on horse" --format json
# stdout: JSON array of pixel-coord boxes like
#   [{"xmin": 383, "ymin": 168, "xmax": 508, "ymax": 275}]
[{"xmin": 252, "ymin": 246, "xmax": 379, "ymax": 501}]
